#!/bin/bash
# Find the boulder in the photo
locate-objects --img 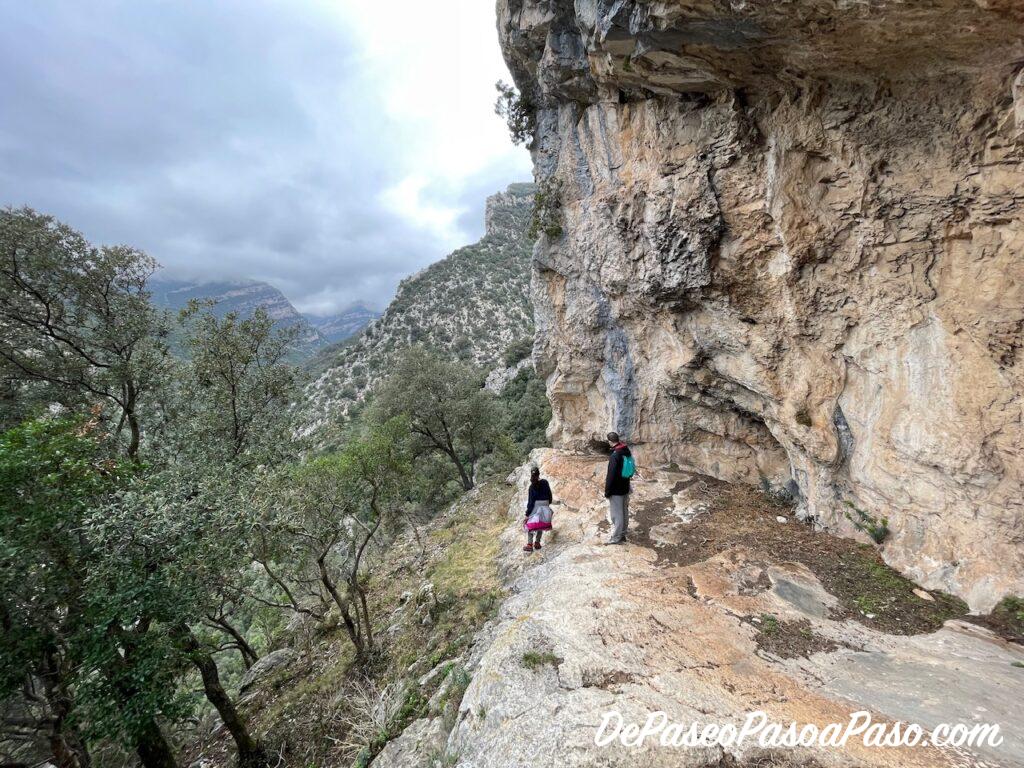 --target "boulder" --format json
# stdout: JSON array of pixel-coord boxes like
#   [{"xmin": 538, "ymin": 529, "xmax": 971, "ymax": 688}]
[
  {"xmin": 370, "ymin": 717, "xmax": 447, "ymax": 768},
  {"xmin": 238, "ymin": 648, "xmax": 296, "ymax": 692}
]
